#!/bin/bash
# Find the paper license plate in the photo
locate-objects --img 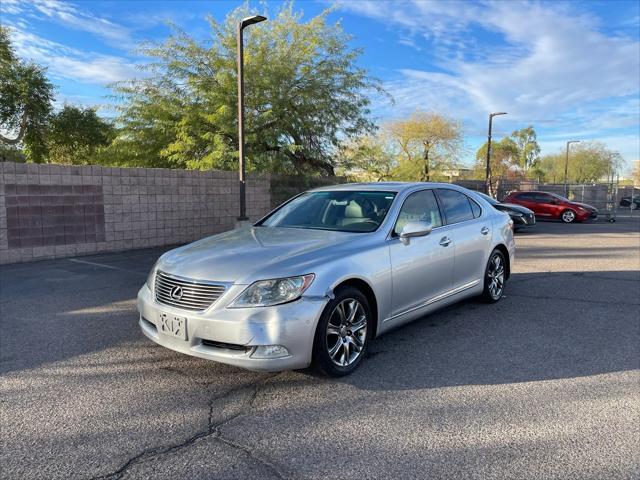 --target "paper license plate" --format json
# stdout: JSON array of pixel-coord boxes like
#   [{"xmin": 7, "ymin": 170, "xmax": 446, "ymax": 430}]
[{"xmin": 158, "ymin": 313, "xmax": 187, "ymax": 340}]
